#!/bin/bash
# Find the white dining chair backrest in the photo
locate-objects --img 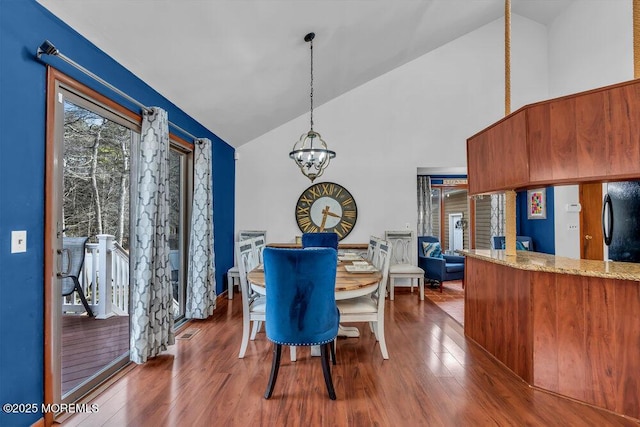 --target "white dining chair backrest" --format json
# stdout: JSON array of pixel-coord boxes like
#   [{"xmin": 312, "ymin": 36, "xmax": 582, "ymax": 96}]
[
  {"xmin": 253, "ymin": 236, "xmax": 266, "ymax": 264},
  {"xmin": 375, "ymin": 241, "xmax": 392, "ymax": 284},
  {"xmin": 366, "ymin": 236, "xmax": 382, "ymax": 264},
  {"xmin": 238, "ymin": 230, "xmax": 267, "ymax": 242},
  {"xmin": 236, "ymin": 239, "xmax": 258, "ymax": 298},
  {"xmin": 384, "ymin": 230, "xmax": 414, "ymax": 266},
  {"xmin": 228, "ymin": 230, "xmax": 266, "ymax": 300}
]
